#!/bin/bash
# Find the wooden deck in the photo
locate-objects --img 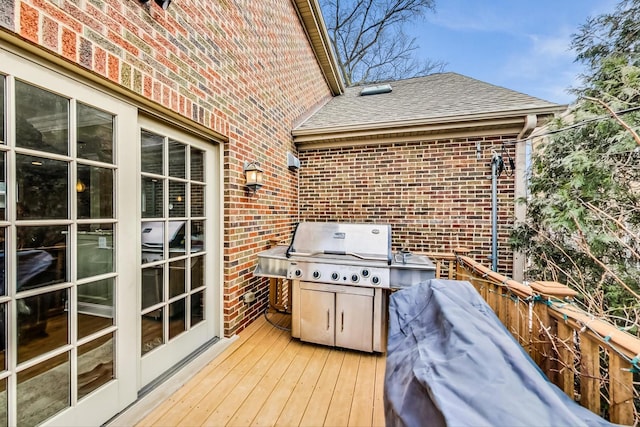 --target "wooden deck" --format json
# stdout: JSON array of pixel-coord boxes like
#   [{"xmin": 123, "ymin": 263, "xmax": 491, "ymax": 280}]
[{"xmin": 136, "ymin": 311, "xmax": 386, "ymax": 427}]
